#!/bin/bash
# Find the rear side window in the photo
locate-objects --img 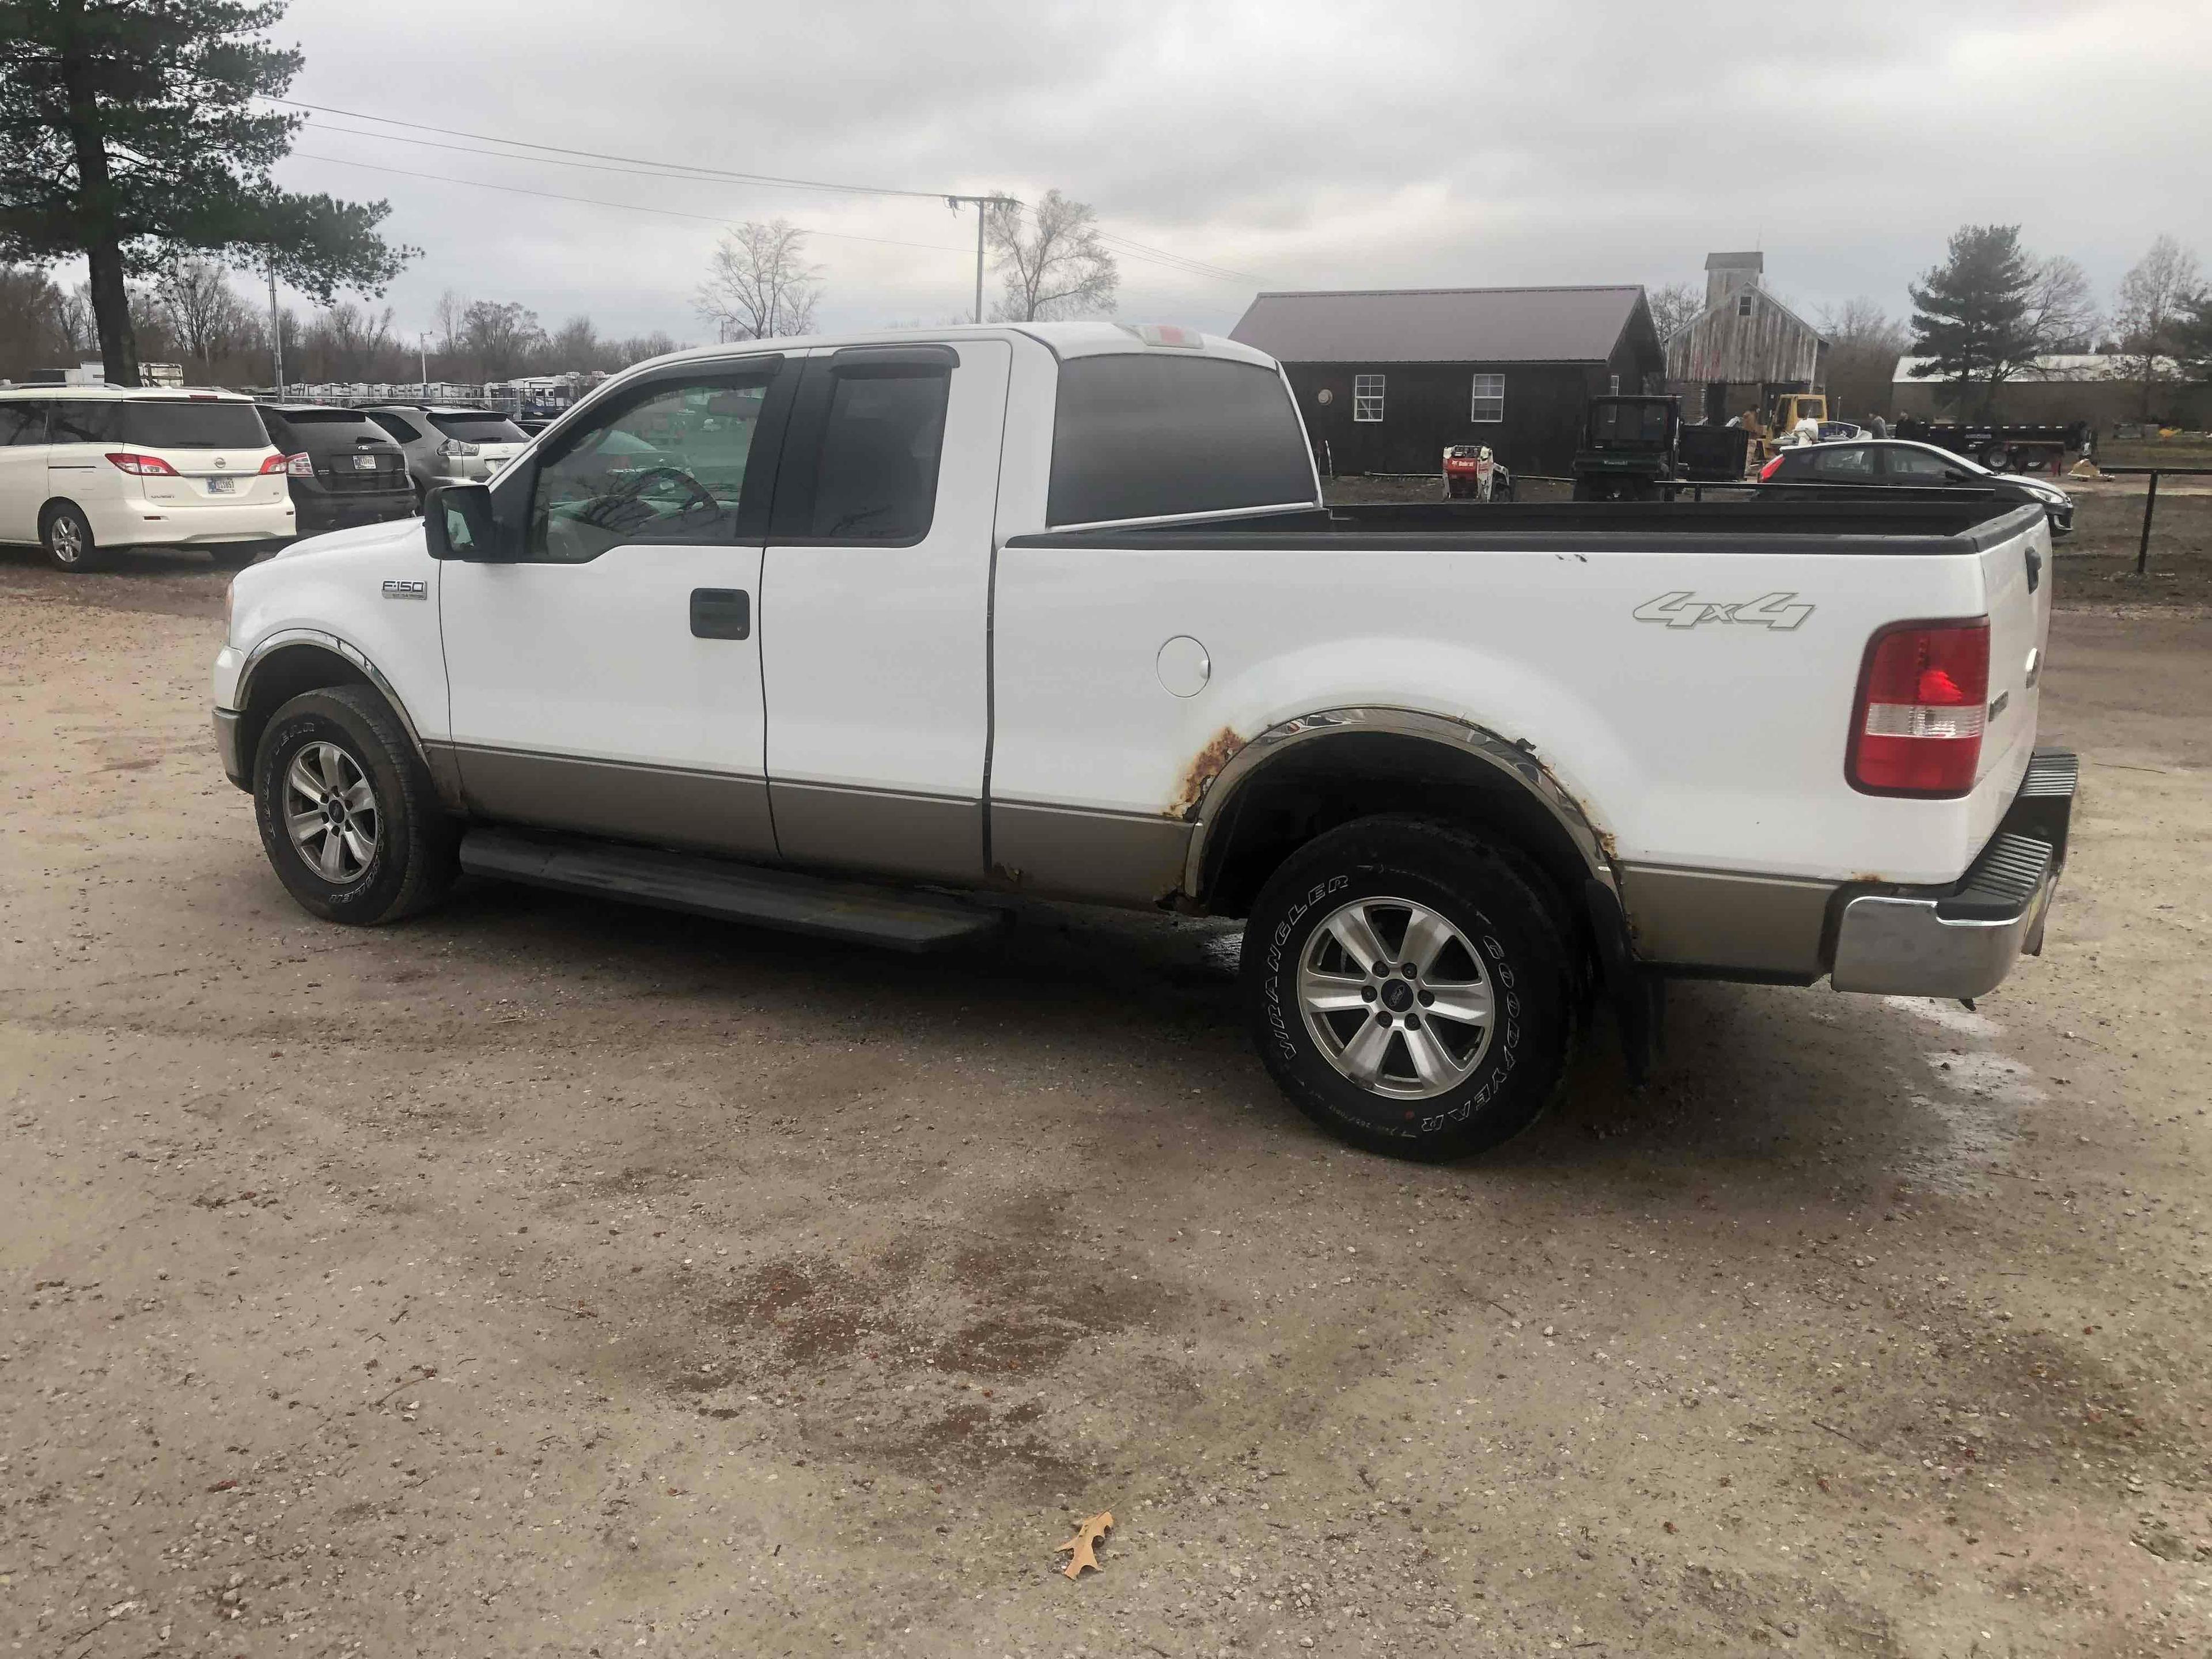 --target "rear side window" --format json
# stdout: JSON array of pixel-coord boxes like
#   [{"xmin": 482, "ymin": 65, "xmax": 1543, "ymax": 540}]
[
  {"xmin": 122, "ymin": 400, "xmax": 268, "ymax": 449},
  {"xmin": 1883, "ymin": 445, "xmax": 1955, "ymax": 482},
  {"xmin": 368, "ymin": 412, "xmax": 423, "ymax": 442},
  {"xmin": 1809, "ymin": 446, "xmax": 1875, "ymax": 480},
  {"xmin": 1048, "ymin": 355, "xmax": 1315, "ymax": 527},
  {"xmin": 804, "ymin": 366, "xmax": 949, "ymax": 541},
  {"xmin": 51, "ymin": 401, "xmax": 122, "ymax": 444},
  {"xmin": 0, "ymin": 402, "xmax": 46, "ymax": 445}
]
